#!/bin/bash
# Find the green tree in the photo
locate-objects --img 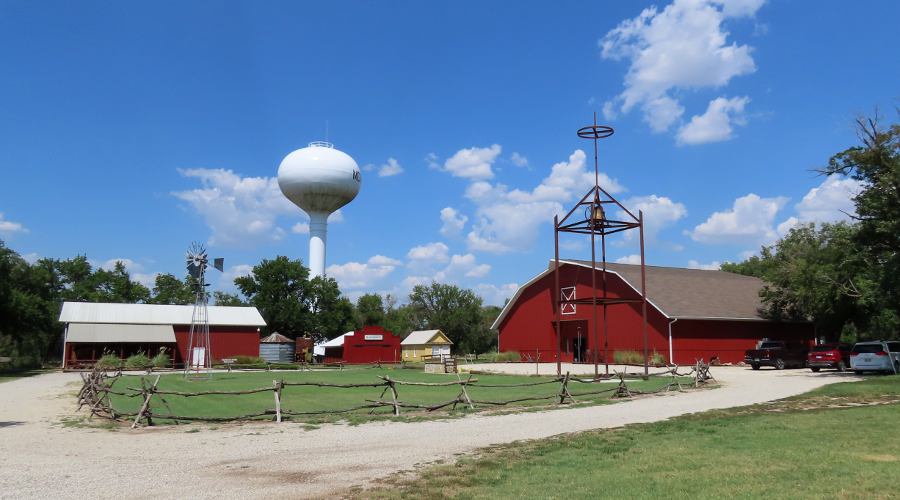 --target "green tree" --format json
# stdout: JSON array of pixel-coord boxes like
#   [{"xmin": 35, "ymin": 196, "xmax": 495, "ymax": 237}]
[
  {"xmin": 148, "ymin": 273, "xmax": 195, "ymax": 305},
  {"xmin": 308, "ymin": 276, "xmax": 356, "ymax": 341},
  {"xmin": 408, "ymin": 283, "xmax": 487, "ymax": 353},
  {"xmin": 383, "ymin": 294, "xmax": 415, "ymax": 337},
  {"xmin": 356, "ymin": 293, "xmax": 385, "ymax": 327},
  {"xmin": 235, "ymin": 256, "xmax": 312, "ymax": 338},
  {"xmin": 748, "ymin": 223, "xmax": 868, "ymax": 340},
  {"xmin": 92, "ymin": 261, "xmax": 150, "ymax": 303},
  {"xmin": 819, "ymin": 115, "xmax": 900, "ymax": 338},
  {"xmin": 213, "ymin": 291, "xmax": 247, "ymax": 306}
]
